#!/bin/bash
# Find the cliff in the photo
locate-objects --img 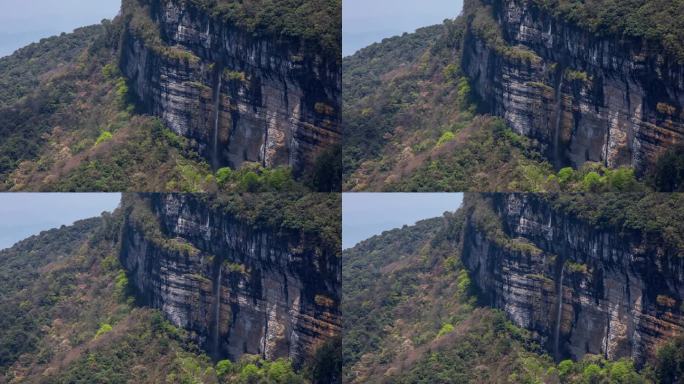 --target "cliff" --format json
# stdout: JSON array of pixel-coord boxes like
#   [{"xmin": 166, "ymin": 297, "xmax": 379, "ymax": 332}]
[
  {"xmin": 119, "ymin": 0, "xmax": 341, "ymax": 175},
  {"xmin": 461, "ymin": 193, "xmax": 684, "ymax": 364},
  {"xmin": 118, "ymin": 193, "xmax": 341, "ymax": 366},
  {"xmin": 462, "ymin": 0, "xmax": 684, "ymax": 175}
]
